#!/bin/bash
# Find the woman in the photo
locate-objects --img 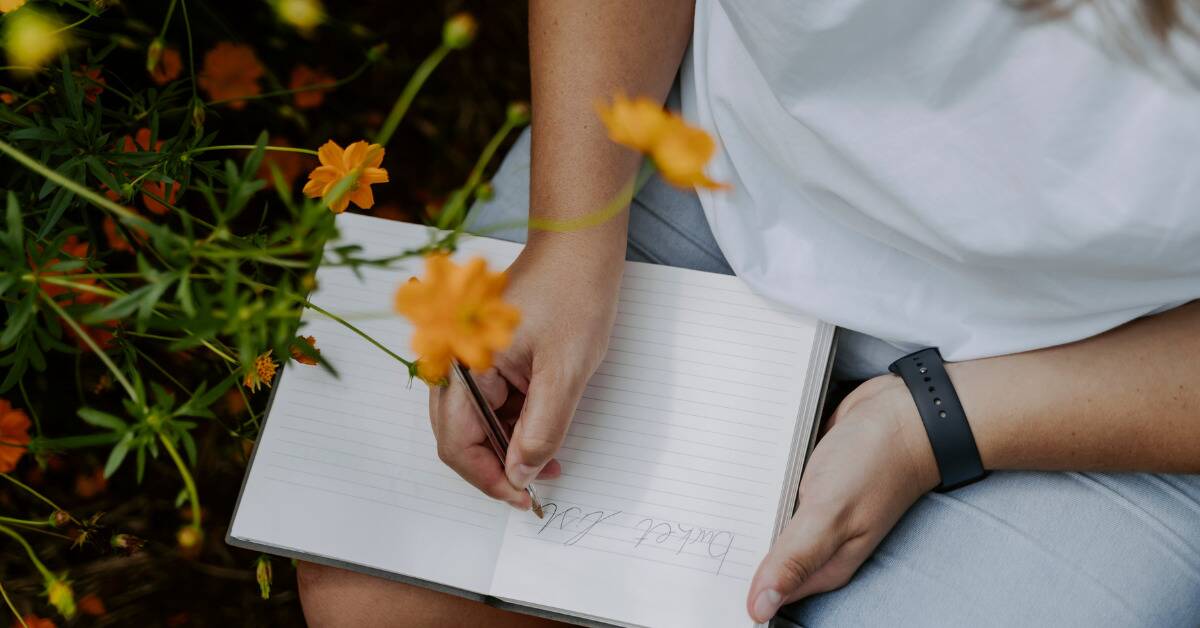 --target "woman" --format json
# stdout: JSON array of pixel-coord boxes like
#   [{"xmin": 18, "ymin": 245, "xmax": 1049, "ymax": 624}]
[{"xmin": 298, "ymin": 1, "xmax": 1200, "ymax": 625}]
